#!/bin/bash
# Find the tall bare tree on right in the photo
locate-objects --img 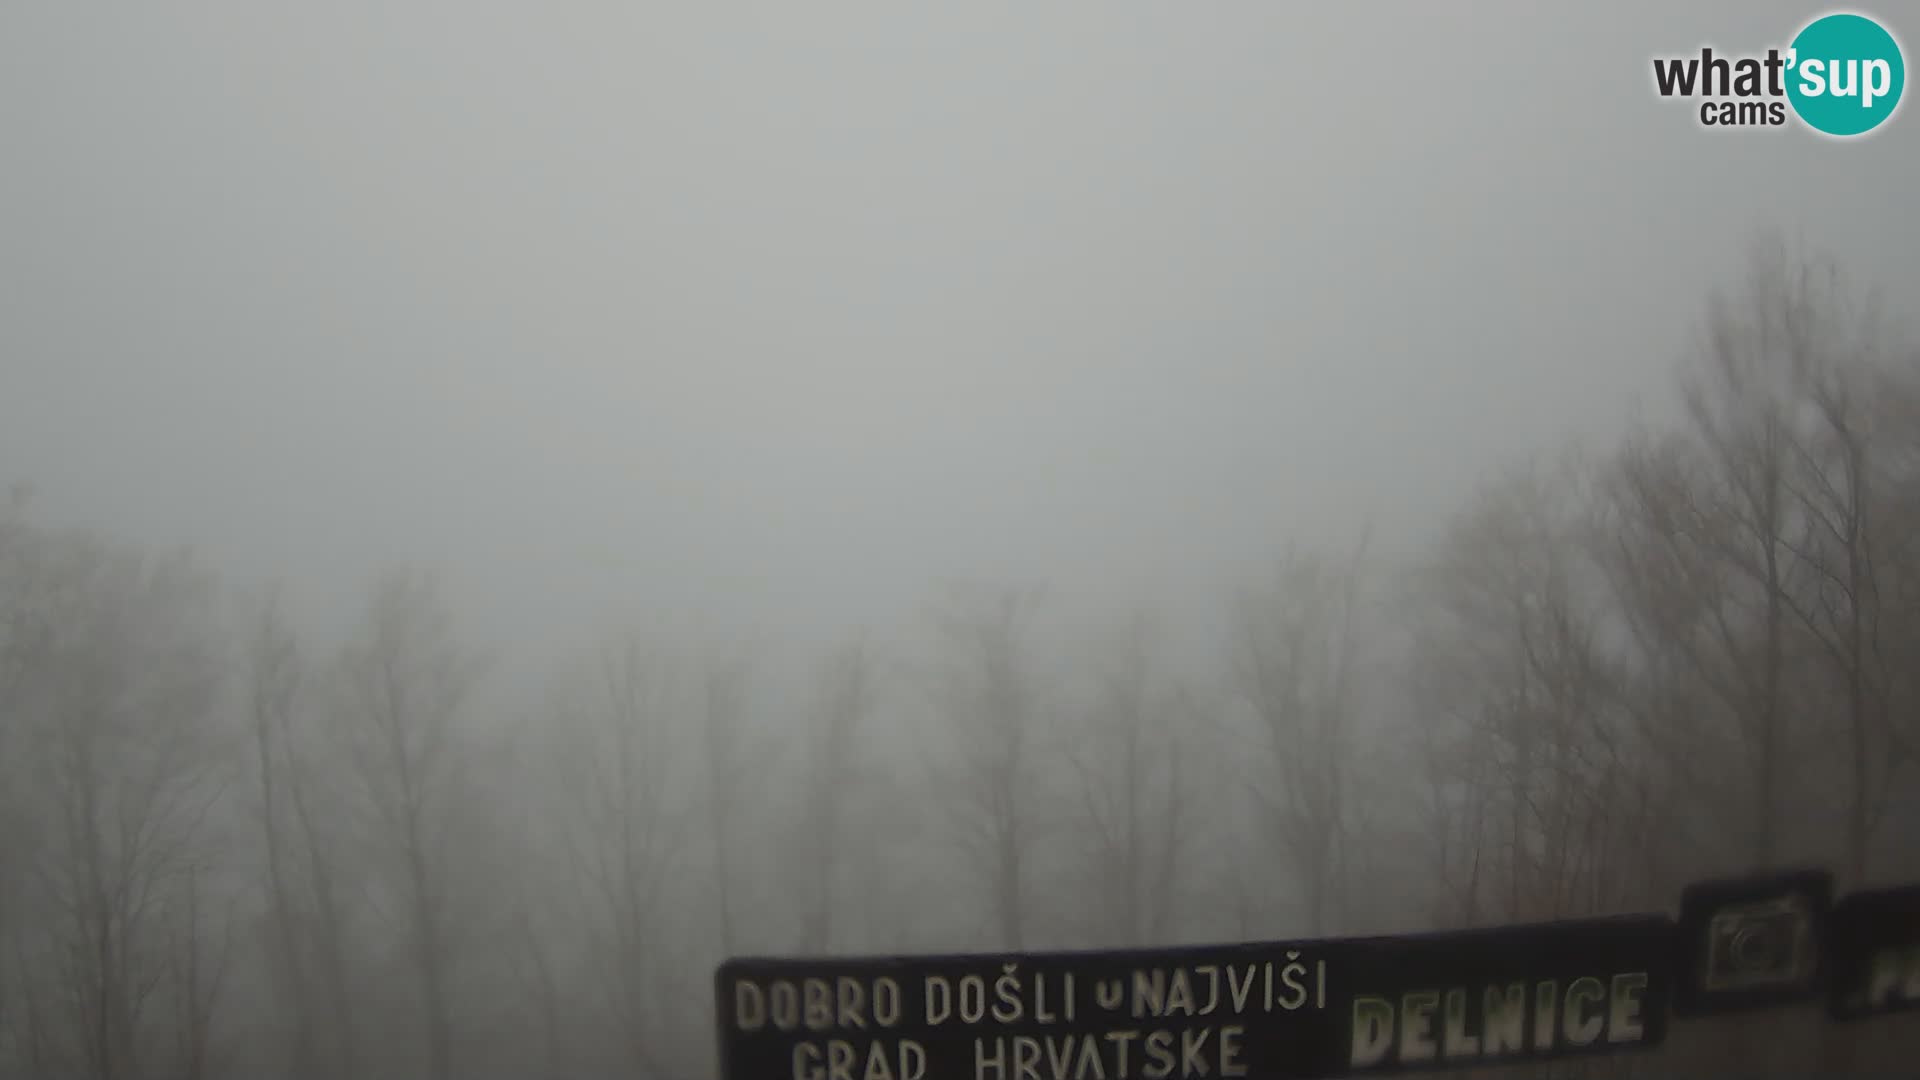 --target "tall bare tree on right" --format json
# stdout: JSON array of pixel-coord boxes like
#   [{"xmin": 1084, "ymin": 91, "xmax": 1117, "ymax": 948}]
[
  {"xmin": 1675, "ymin": 242, "xmax": 1825, "ymax": 870},
  {"xmin": 1767, "ymin": 261, "xmax": 1915, "ymax": 885}
]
